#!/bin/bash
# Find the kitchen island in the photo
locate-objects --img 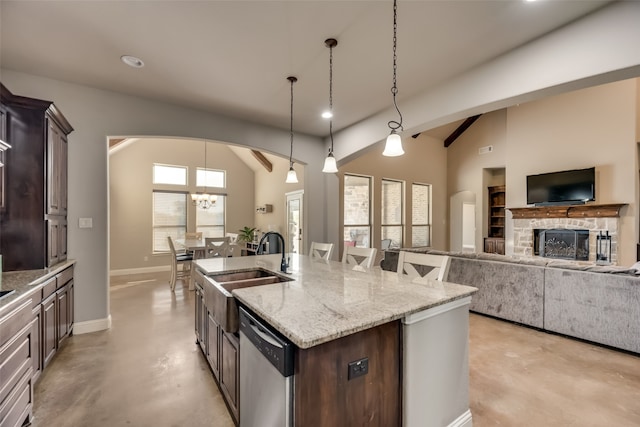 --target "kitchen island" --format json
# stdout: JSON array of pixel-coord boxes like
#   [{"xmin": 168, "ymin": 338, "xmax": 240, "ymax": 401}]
[{"xmin": 193, "ymin": 254, "xmax": 477, "ymax": 427}]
